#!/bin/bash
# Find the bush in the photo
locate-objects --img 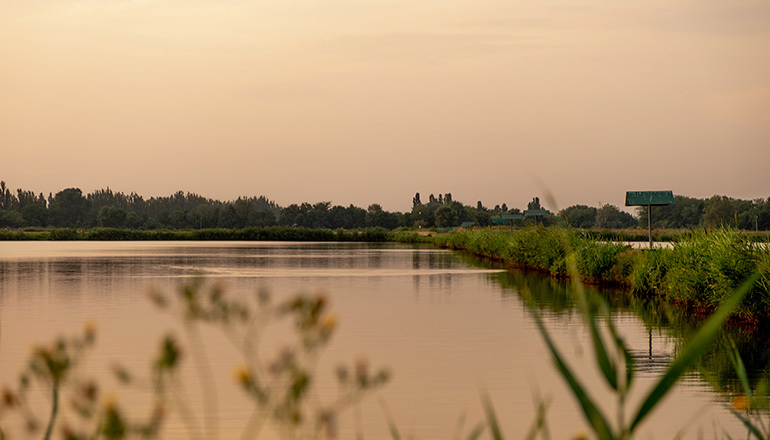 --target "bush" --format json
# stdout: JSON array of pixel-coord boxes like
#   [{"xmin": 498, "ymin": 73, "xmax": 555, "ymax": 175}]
[{"xmin": 50, "ymin": 228, "xmax": 80, "ymax": 240}]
